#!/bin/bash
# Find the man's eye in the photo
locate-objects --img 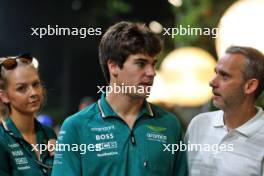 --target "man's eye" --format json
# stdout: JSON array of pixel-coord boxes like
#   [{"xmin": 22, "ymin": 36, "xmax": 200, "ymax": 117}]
[
  {"xmin": 136, "ymin": 62, "xmax": 145, "ymax": 67},
  {"xmin": 221, "ymin": 74, "xmax": 229, "ymax": 80}
]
